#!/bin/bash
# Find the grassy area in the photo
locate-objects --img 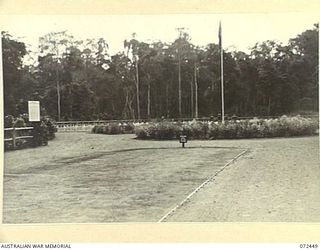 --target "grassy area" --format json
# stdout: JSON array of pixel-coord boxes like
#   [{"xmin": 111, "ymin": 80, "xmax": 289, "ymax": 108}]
[{"xmin": 3, "ymin": 133, "xmax": 244, "ymax": 223}]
